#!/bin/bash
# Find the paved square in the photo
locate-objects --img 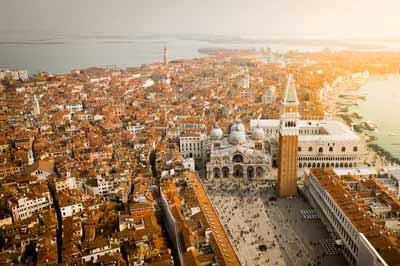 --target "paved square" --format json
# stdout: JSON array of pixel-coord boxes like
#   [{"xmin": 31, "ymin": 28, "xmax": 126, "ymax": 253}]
[{"xmin": 203, "ymin": 179, "xmax": 349, "ymax": 266}]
